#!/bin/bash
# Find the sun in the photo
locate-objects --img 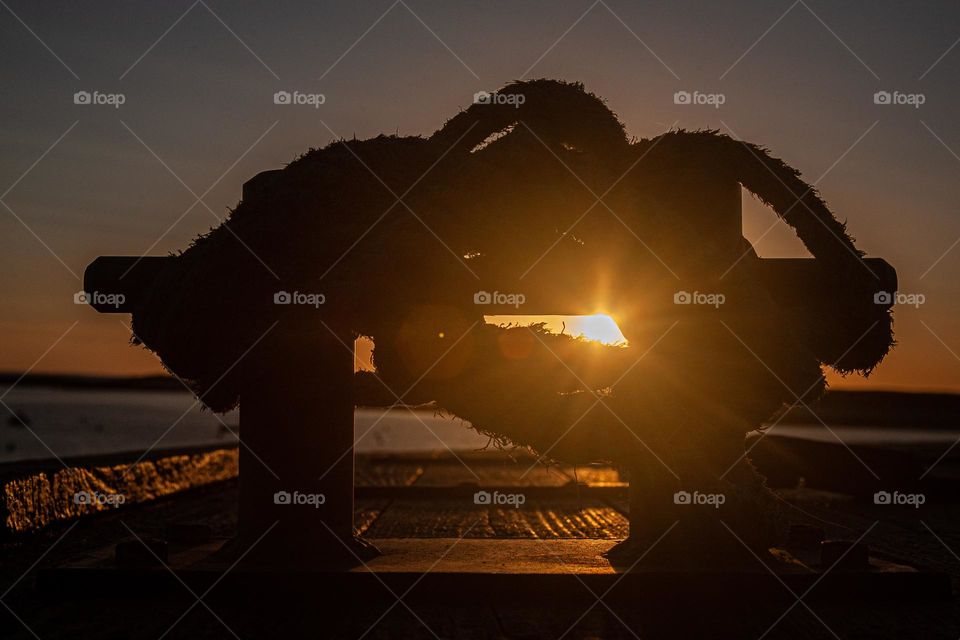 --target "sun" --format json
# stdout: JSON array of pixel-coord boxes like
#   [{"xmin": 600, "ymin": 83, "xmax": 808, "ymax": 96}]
[
  {"xmin": 566, "ymin": 314, "xmax": 627, "ymax": 345},
  {"xmin": 485, "ymin": 314, "xmax": 627, "ymax": 345}
]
